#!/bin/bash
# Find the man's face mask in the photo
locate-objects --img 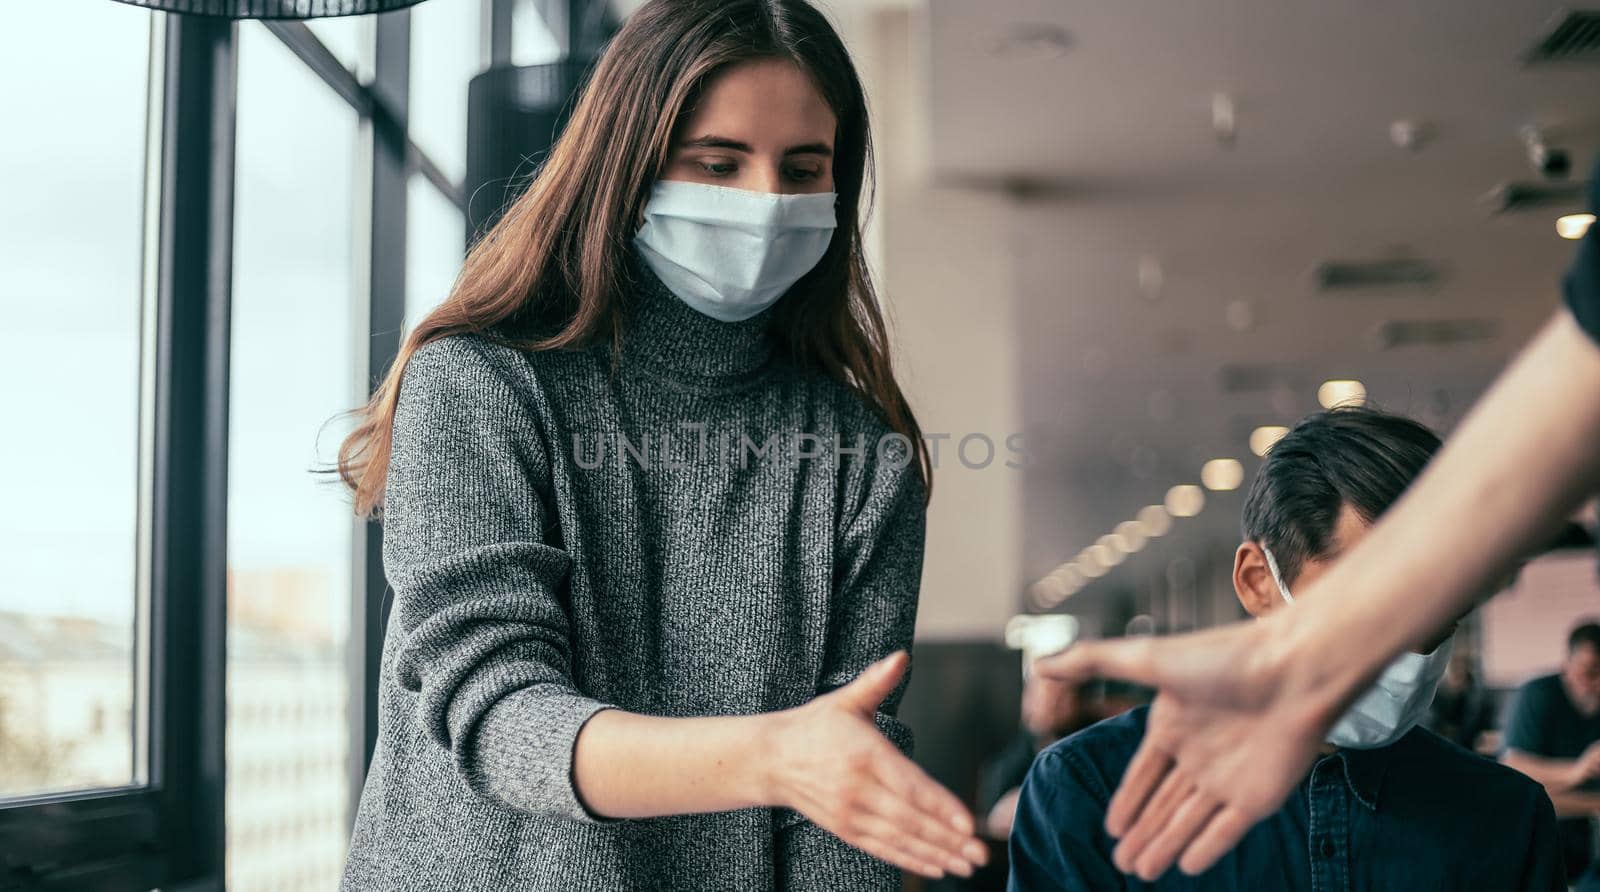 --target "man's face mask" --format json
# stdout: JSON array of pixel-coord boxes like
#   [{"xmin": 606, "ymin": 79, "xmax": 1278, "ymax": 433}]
[{"xmin": 1260, "ymin": 543, "xmax": 1453, "ymax": 749}]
